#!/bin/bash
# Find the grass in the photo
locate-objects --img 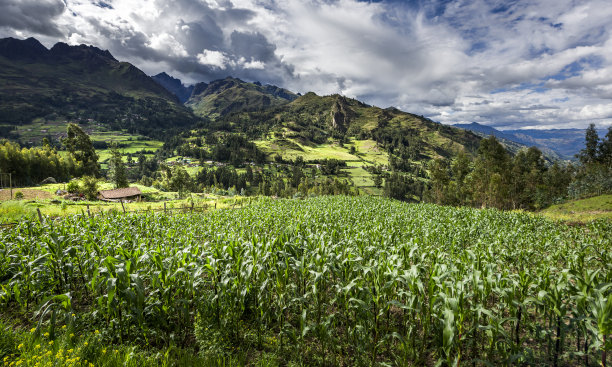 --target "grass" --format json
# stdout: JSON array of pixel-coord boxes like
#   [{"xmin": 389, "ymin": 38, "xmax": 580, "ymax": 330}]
[
  {"xmin": 540, "ymin": 194, "xmax": 612, "ymax": 222},
  {"xmin": 255, "ymin": 139, "xmax": 358, "ymax": 161},
  {"xmin": 0, "ymin": 182, "xmax": 250, "ymax": 224},
  {"xmin": 253, "ymin": 137, "xmax": 391, "ymax": 195}
]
